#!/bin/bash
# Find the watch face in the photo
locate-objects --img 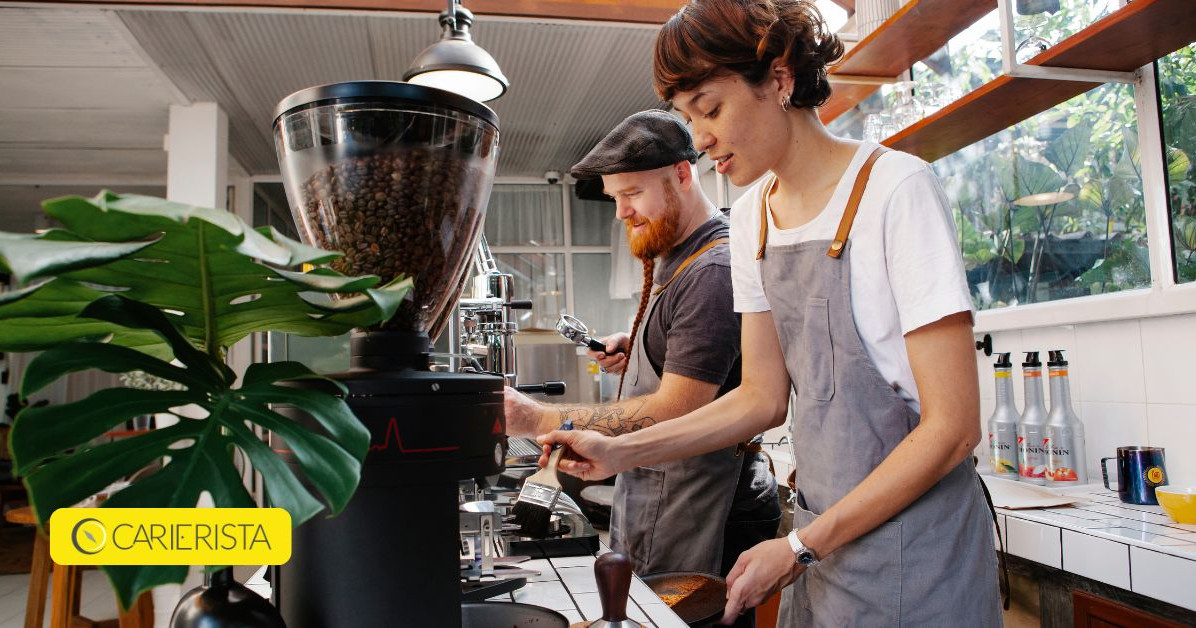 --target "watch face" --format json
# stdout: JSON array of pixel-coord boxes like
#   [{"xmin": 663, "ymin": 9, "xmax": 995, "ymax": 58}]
[{"xmin": 797, "ymin": 551, "xmax": 816, "ymax": 566}]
